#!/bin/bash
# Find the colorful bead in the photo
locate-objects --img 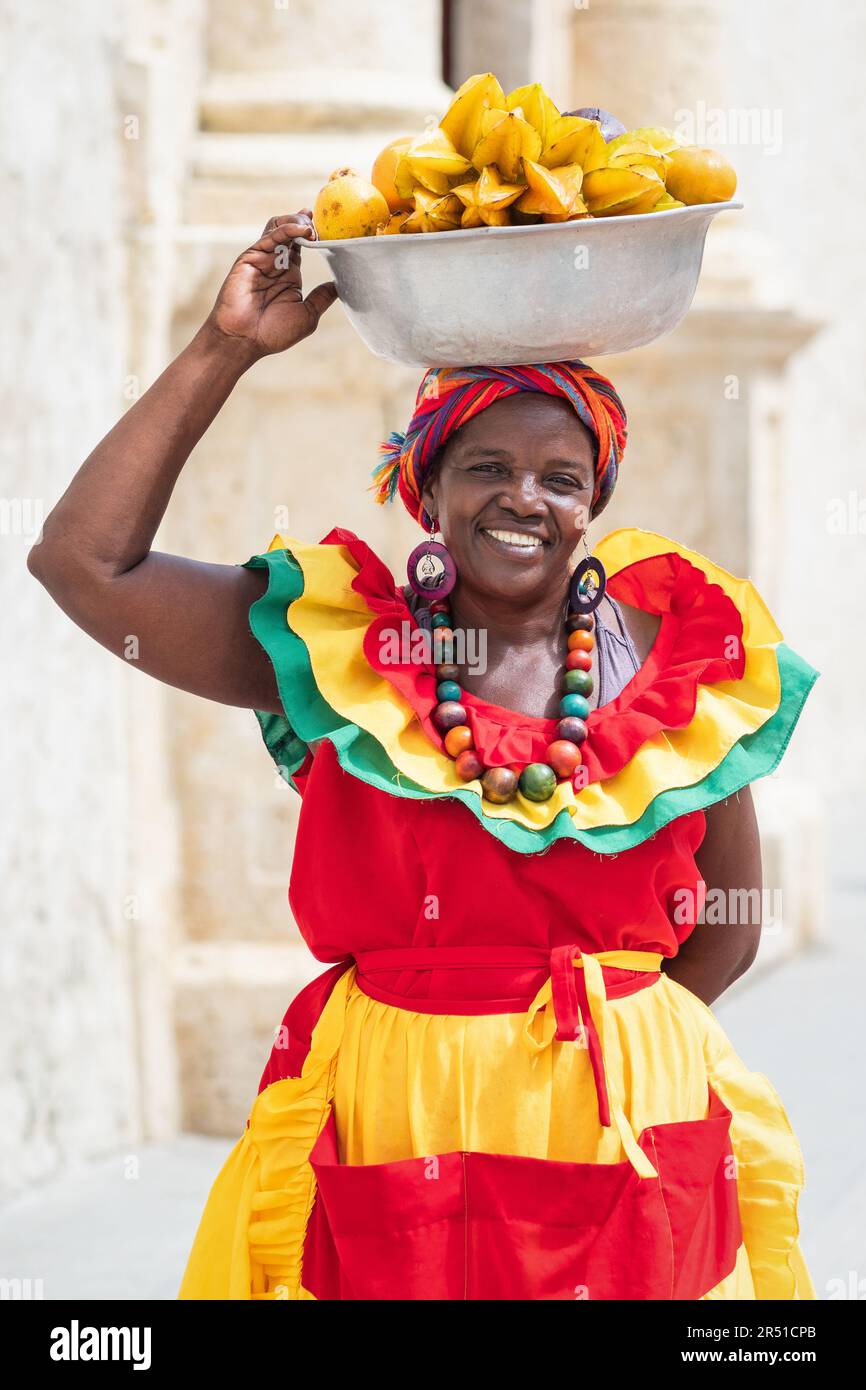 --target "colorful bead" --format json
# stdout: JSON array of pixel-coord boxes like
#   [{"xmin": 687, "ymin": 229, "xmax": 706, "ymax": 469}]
[
  {"xmin": 444, "ymin": 724, "xmax": 473, "ymax": 757},
  {"xmin": 557, "ymin": 716, "xmax": 588, "ymax": 745},
  {"xmin": 546, "ymin": 739, "xmax": 582, "ymax": 776},
  {"xmin": 481, "ymin": 766, "xmax": 519, "ymax": 804},
  {"xmin": 563, "ymin": 668, "xmax": 593, "ymax": 698},
  {"xmin": 436, "ymin": 679, "xmax": 462, "ymax": 703},
  {"xmin": 433, "ymin": 700, "xmax": 467, "ymax": 732},
  {"xmin": 435, "ymin": 663, "xmax": 460, "ymax": 682},
  {"xmin": 427, "ymin": 588, "xmax": 602, "ymax": 800},
  {"xmin": 519, "ymin": 763, "xmax": 557, "ymax": 802},
  {"xmin": 454, "ymin": 749, "xmax": 484, "ymax": 781},
  {"xmin": 560, "ymin": 692, "xmax": 590, "ymax": 720}
]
